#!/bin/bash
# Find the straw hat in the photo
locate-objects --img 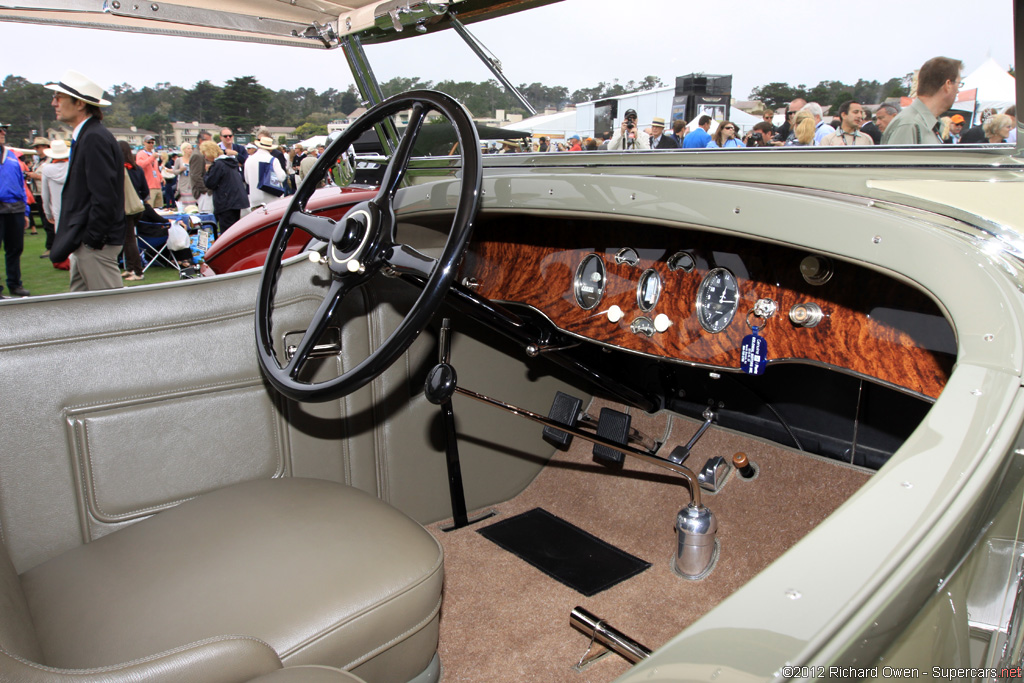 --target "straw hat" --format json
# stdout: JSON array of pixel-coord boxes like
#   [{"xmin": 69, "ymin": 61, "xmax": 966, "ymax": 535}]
[
  {"xmin": 43, "ymin": 139, "xmax": 70, "ymax": 160},
  {"xmin": 44, "ymin": 70, "xmax": 112, "ymax": 106},
  {"xmin": 255, "ymin": 136, "xmax": 276, "ymax": 151}
]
